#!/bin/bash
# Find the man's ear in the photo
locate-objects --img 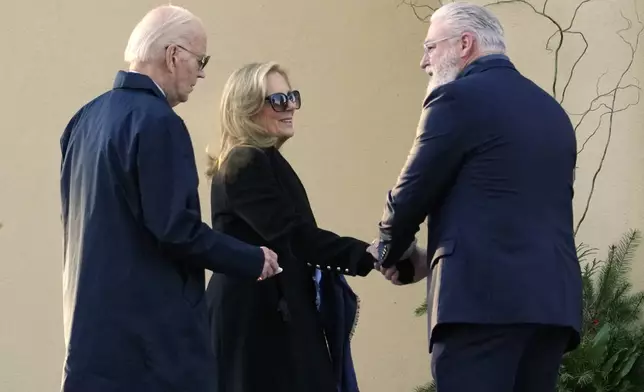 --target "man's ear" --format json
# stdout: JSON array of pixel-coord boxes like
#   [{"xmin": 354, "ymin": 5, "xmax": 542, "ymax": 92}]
[
  {"xmin": 165, "ymin": 44, "xmax": 177, "ymax": 73},
  {"xmin": 460, "ymin": 32, "xmax": 476, "ymax": 57}
]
